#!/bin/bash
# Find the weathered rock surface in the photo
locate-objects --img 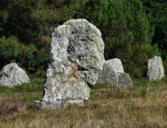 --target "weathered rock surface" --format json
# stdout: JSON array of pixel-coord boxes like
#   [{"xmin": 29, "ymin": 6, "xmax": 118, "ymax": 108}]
[
  {"xmin": 35, "ymin": 19, "xmax": 105, "ymax": 110},
  {"xmin": 106, "ymin": 58, "xmax": 124, "ymax": 73},
  {"xmin": 98, "ymin": 59, "xmax": 133, "ymax": 87},
  {"xmin": 147, "ymin": 56, "xmax": 165, "ymax": 81},
  {"xmin": 0, "ymin": 63, "xmax": 30, "ymax": 87},
  {"xmin": 117, "ymin": 73, "xmax": 133, "ymax": 87}
]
